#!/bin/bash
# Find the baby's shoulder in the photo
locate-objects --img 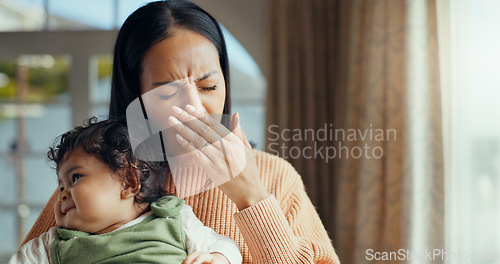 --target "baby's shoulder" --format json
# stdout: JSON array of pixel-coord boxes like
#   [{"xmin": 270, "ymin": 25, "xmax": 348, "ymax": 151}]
[{"xmin": 36, "ymin": 226, "xmax": 59, "ymax": 244}]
